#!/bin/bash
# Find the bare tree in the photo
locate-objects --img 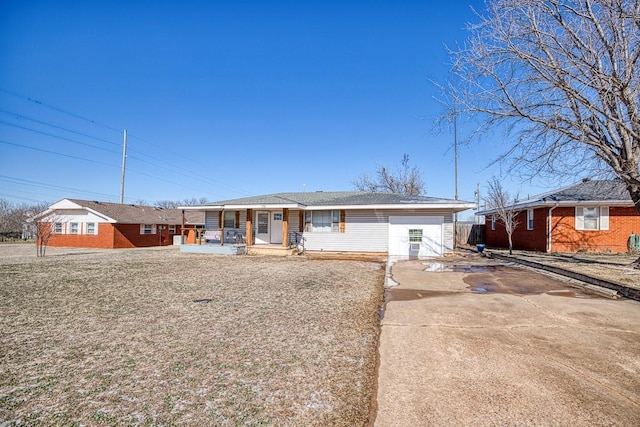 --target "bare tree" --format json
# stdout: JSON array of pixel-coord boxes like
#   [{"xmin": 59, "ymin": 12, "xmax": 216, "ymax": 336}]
[
  {"xmin": 34, "ymin": 216, "xmax": 58, "ymax": 257},
  {"xmin": 353, "ymin": 154, "xmax": 425, "ymax": 195},
  {"xmin": 155, "ymin": 198, "xmax": 209, "ymax": 208},
  {"xmin": 486, "ymin": 177, "xmax": 522, "ymax": 255},
  {"xmin": 444, "ymin": 0, "xmax": 640, "ymax": 210}
]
